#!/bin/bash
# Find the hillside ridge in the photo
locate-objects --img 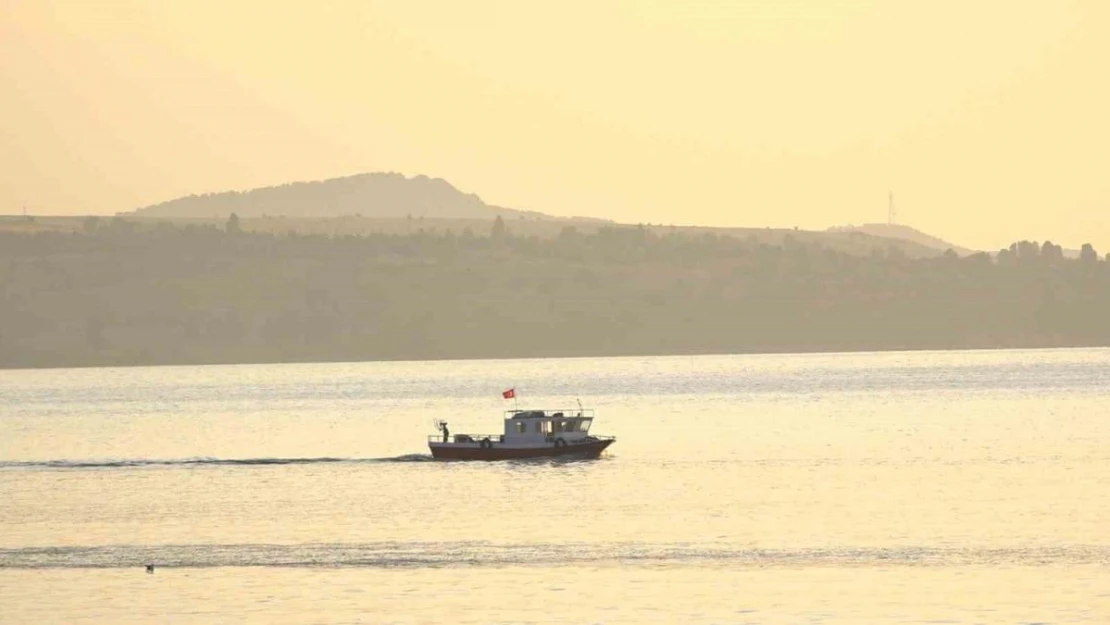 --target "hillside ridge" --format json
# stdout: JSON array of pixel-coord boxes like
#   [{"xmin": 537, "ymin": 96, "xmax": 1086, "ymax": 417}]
[{"xmin": 128, "ymin": 172, "xmax": 560, "ymax": 221}]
